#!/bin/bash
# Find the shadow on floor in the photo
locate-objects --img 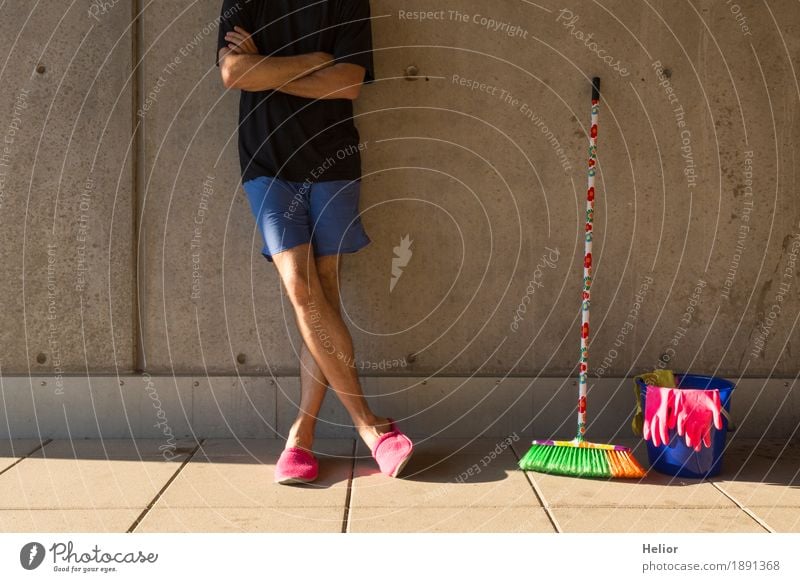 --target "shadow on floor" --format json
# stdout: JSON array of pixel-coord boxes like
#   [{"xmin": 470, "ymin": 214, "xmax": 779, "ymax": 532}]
[{"xmin": 2, "ymin": 435, "xmax": 798, "ymax": 490}]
